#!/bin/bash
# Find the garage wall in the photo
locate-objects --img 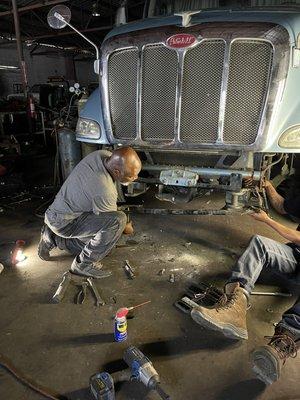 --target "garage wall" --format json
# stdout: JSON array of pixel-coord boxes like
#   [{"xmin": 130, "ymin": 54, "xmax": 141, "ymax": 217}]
[
  {"xmin": 0, "ymin": 44, "xmax": 68, "ymax": 97},
  {"xmin": 74, "ymin": 59, "xmax": 97, "ymax": 87}
]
